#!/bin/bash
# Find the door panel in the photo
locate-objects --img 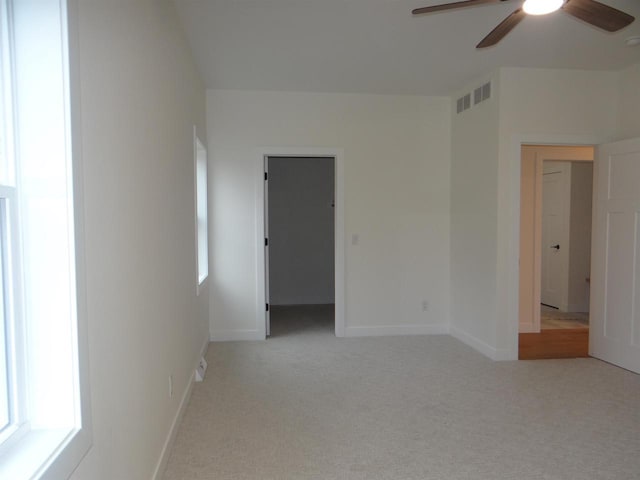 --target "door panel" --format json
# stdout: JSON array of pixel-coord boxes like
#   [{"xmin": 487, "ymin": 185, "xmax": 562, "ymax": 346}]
[
  {"xmin": 541, "ymin": 164, "xmax": 569, "ymax": 308},
  {"xmin": 603, "ymin": 212, "xmax": 633, "ymax": 342},
  {"xmin": 591, "ymin": 138, "xmax": 640, "ymax": 374},
  {"xmin": 264, "ymin": 157, "xmax": 270, "ymax": 336}
]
